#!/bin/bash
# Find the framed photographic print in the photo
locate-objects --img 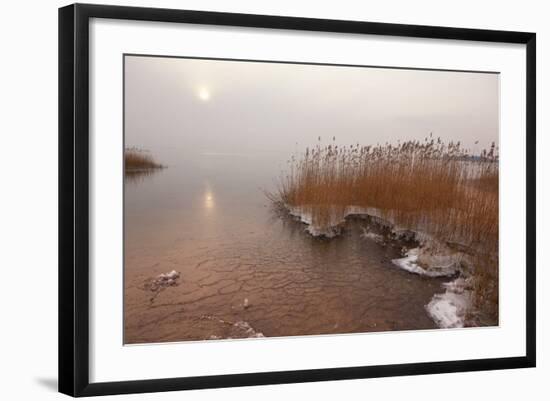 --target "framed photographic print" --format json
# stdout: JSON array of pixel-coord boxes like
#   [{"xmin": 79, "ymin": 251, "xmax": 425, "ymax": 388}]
[{"xmin": 58, "ymin": 3, "xmax": 536, "ymax": 397}]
